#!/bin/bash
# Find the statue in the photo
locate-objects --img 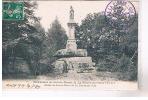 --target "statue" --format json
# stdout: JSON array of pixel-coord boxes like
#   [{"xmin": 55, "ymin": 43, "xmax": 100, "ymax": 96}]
[{"xmin": 70, "ymin": 6, "xmax": 74, "ymax": 20}]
